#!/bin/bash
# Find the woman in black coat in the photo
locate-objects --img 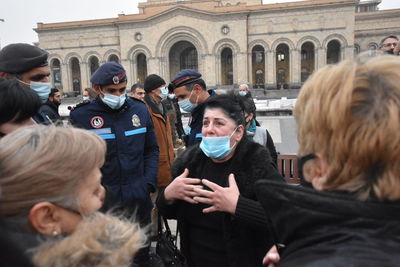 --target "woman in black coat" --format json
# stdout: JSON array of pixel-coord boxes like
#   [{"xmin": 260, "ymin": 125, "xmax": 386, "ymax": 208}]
[{"xmin": 157, "ymin": 93, "xmax": 283, "ymax": 267}]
